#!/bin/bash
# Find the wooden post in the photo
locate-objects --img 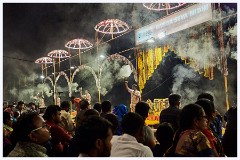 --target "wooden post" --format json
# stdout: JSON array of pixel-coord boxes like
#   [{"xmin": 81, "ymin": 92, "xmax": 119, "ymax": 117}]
[{"xmin": 217, "ymin": 3, "xmax": 229, "ymax": 111}]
